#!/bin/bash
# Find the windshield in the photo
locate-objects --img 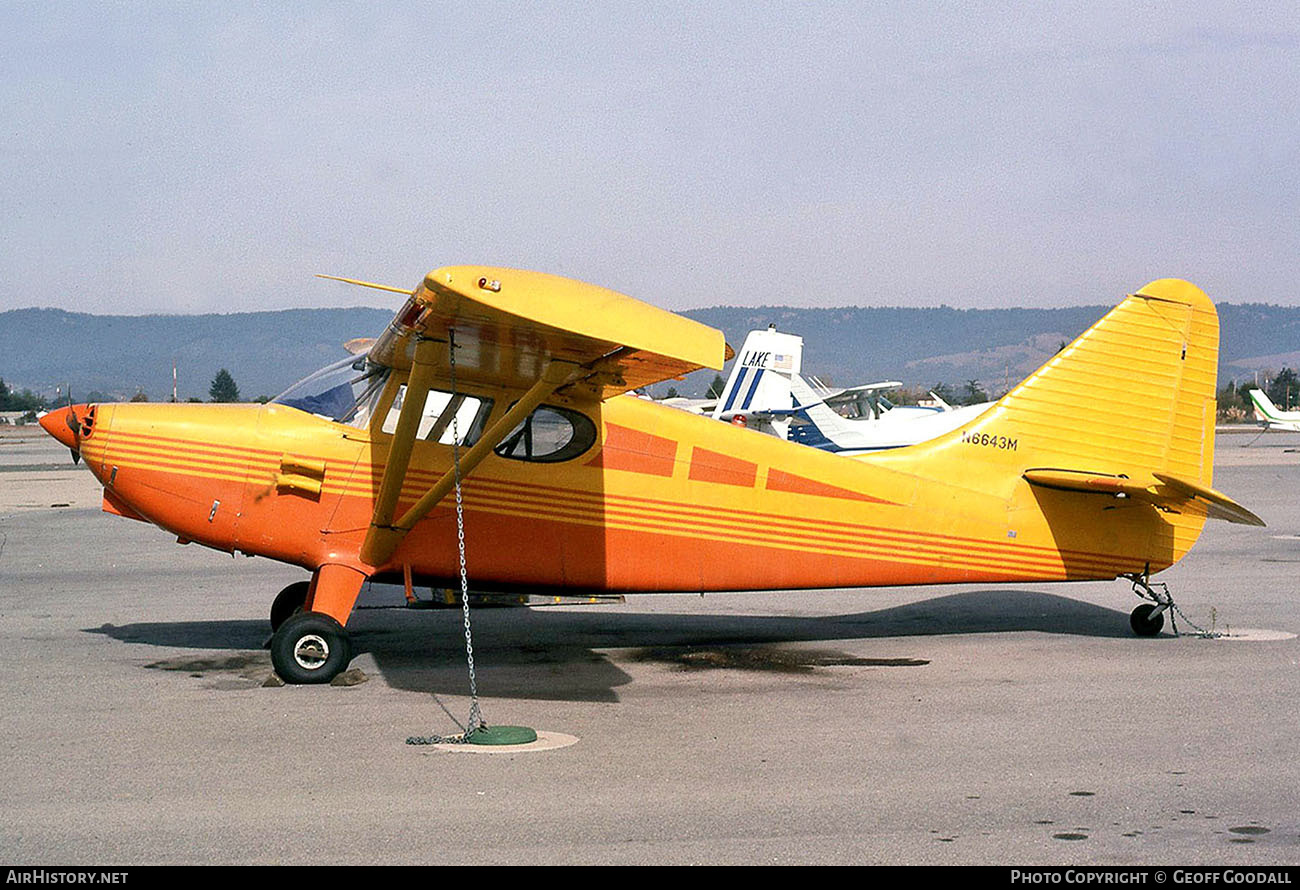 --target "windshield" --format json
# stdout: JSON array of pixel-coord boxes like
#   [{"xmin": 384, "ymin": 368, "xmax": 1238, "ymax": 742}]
[{"xmin": 273, "ymin": 355, "xmax": 390, "ymax": 429}]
